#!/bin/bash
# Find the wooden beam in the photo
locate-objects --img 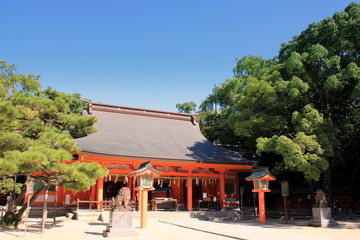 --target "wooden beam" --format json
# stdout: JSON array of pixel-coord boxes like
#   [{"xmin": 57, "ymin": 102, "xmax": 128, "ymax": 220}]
[{"xmin": 79, "ymin": 154, "xmax": 253, "ymax": 171}]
